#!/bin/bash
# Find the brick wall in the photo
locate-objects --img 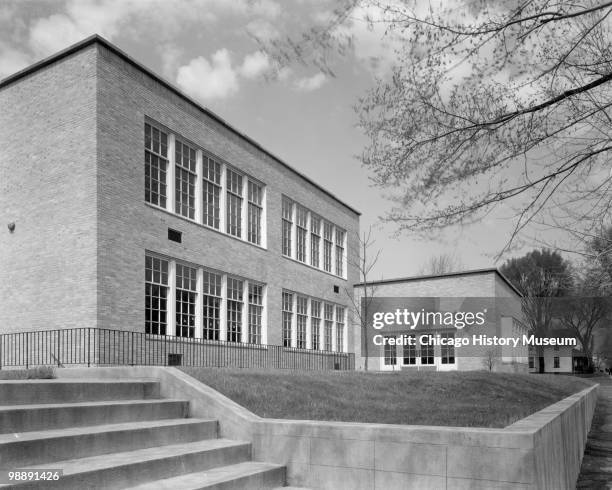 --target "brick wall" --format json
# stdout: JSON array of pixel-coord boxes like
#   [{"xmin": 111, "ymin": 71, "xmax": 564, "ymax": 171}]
[
  {"xmin": 0, "ymin": 46, "xmax": 98, "ymax": 333},
  {"xmin": 94, "ymin": 44, "xmax": 359, "ymax": 345}
]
